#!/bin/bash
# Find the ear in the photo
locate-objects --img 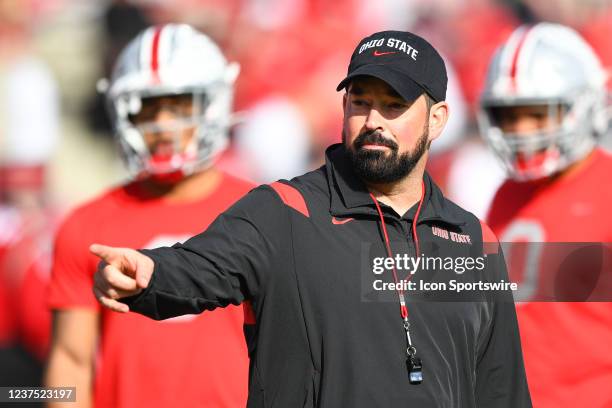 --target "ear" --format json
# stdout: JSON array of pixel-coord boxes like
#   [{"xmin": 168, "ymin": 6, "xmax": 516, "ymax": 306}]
[
  {"xmin": 342, "ymin": 92, "xmax": 348, "ymax": 115},
  {"xmin": 428, "ymin": 101, "xmax": 449, "ymax": 143}
]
